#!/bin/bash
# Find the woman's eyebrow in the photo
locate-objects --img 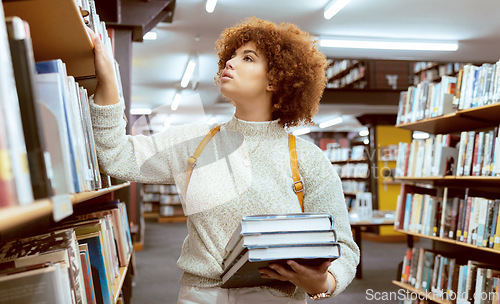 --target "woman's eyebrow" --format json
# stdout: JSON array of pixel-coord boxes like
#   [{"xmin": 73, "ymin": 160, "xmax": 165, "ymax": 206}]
[{"xmin": 242, "ymin": 49, "xmax": 259, "ymax": 57}]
